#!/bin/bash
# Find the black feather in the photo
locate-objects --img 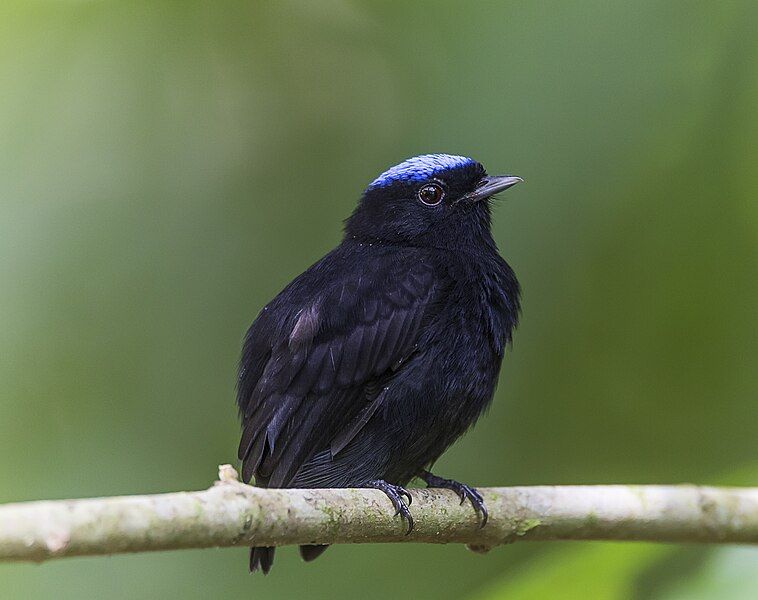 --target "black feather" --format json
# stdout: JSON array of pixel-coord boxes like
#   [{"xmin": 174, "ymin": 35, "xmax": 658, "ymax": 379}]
[
  {"xmin": 249, "ymin": 546, "xmax": 275, "ymax": 574},
  {"xmin": 299, "ymin": 544, "xmax": 329, "ymax": 562}
]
